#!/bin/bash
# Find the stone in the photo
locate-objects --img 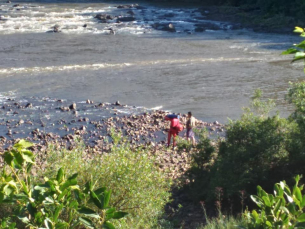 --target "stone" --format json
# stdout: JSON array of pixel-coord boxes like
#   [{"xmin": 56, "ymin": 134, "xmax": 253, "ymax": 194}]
[
  {"xmin": 25, "ymin": 103, "xmax": 33, "ymax": 108},
  {"xmin": 69, "ymin": 103, "xmax": 76, "ymax": 110}
]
